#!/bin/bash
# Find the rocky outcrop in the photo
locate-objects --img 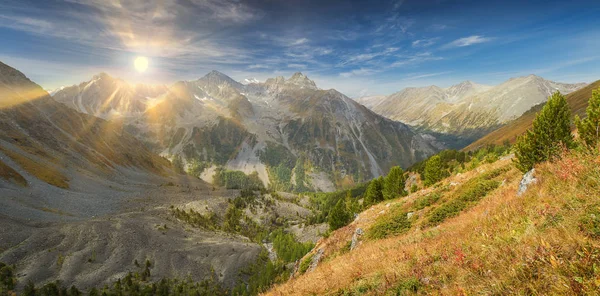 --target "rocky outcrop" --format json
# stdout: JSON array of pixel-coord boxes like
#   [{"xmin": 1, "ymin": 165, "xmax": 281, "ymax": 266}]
[
  {"xmin": 308, "ymin": 248, "xmax": 324, "ymax": 272},
  {"xmin": 350, "ymin": 228, "xmax": 364, "ymax": 251}
]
